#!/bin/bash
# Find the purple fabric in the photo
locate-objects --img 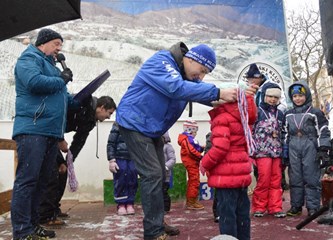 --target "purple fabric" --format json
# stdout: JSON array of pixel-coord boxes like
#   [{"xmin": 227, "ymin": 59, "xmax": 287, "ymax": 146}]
[
  {"xmin": 66, "ymin": 150, "xmax": 78, "ymax": 192},
  {"xmin": 182, "ymin": 132, "xmax": 203, "ymax": 152}
]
